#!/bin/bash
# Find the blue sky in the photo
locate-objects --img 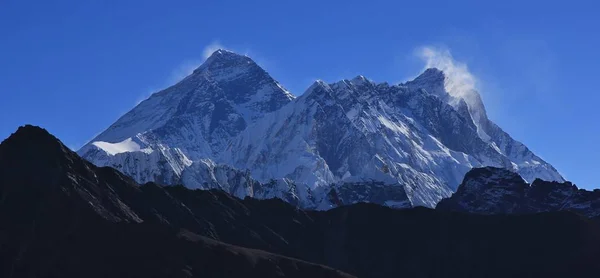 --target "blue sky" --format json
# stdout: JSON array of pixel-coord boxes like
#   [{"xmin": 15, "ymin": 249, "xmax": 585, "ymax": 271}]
[{"xmin": 1, "ymin": 0, "xmax": 598, "ymax": 189}]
